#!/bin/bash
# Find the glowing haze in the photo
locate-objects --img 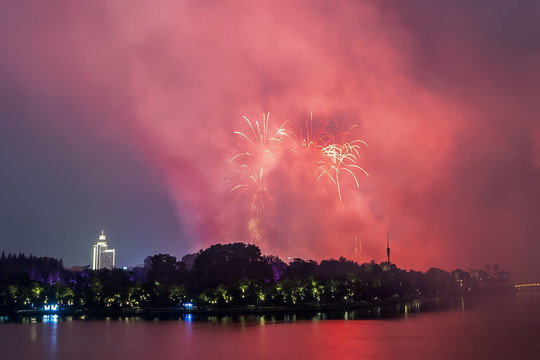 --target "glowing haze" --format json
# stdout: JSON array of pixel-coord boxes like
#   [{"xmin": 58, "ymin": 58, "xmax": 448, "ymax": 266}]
[{"xmin": 1, "ymin": 1, "xmax": 539, "ymax": 281}]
